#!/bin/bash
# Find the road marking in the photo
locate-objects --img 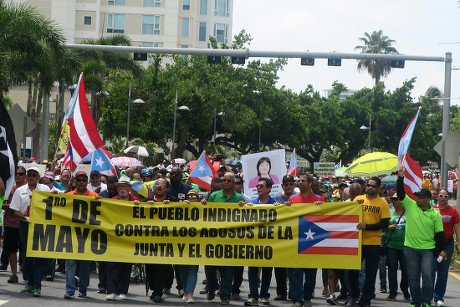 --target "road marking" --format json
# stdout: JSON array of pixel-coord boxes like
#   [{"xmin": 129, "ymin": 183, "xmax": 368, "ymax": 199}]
[
  {"xmin": 0, "ymin": 301, "xmax": 8, "ymax": 305},
  {"xmin": 449, "ymin": 271, "xmax": 460, "ymax": 281}
]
